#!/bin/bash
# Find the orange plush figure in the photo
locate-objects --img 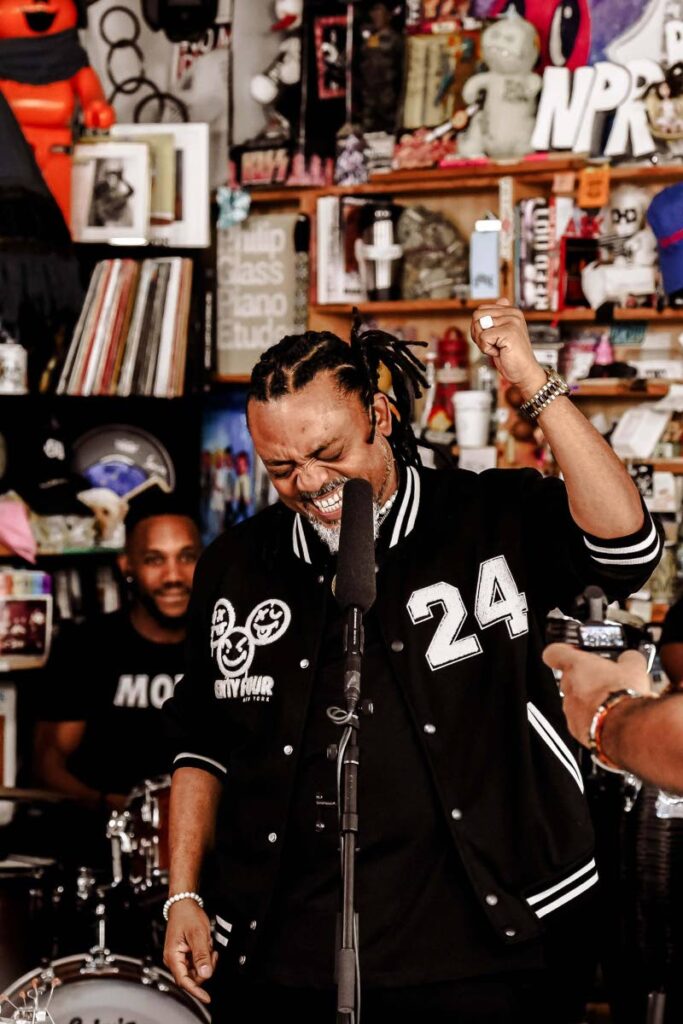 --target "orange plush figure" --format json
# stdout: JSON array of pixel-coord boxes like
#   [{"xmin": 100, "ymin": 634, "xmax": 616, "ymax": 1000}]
[{"xmin": 0, "ymin": 0, "xmax": 115, "ymax": 226}]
